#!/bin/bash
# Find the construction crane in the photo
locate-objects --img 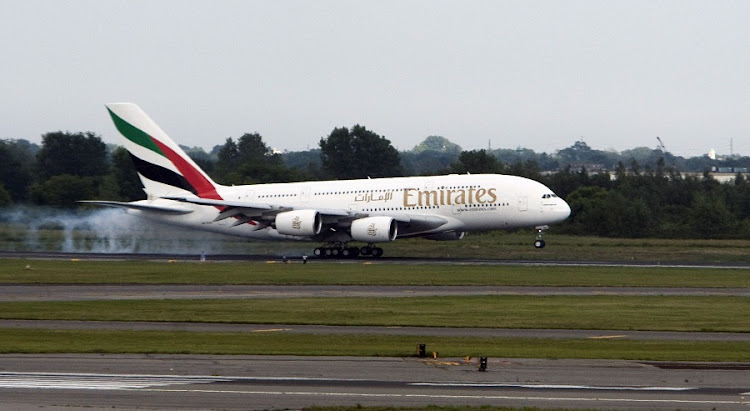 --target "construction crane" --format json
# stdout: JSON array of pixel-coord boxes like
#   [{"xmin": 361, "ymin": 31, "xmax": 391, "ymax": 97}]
[
  {"xmin": 656, "ymin": 136, "xmax": 677, "ymax": 172},
  {"xmin": 656, "ymin": 136, "xmax": 667, "ymax": 153}
]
